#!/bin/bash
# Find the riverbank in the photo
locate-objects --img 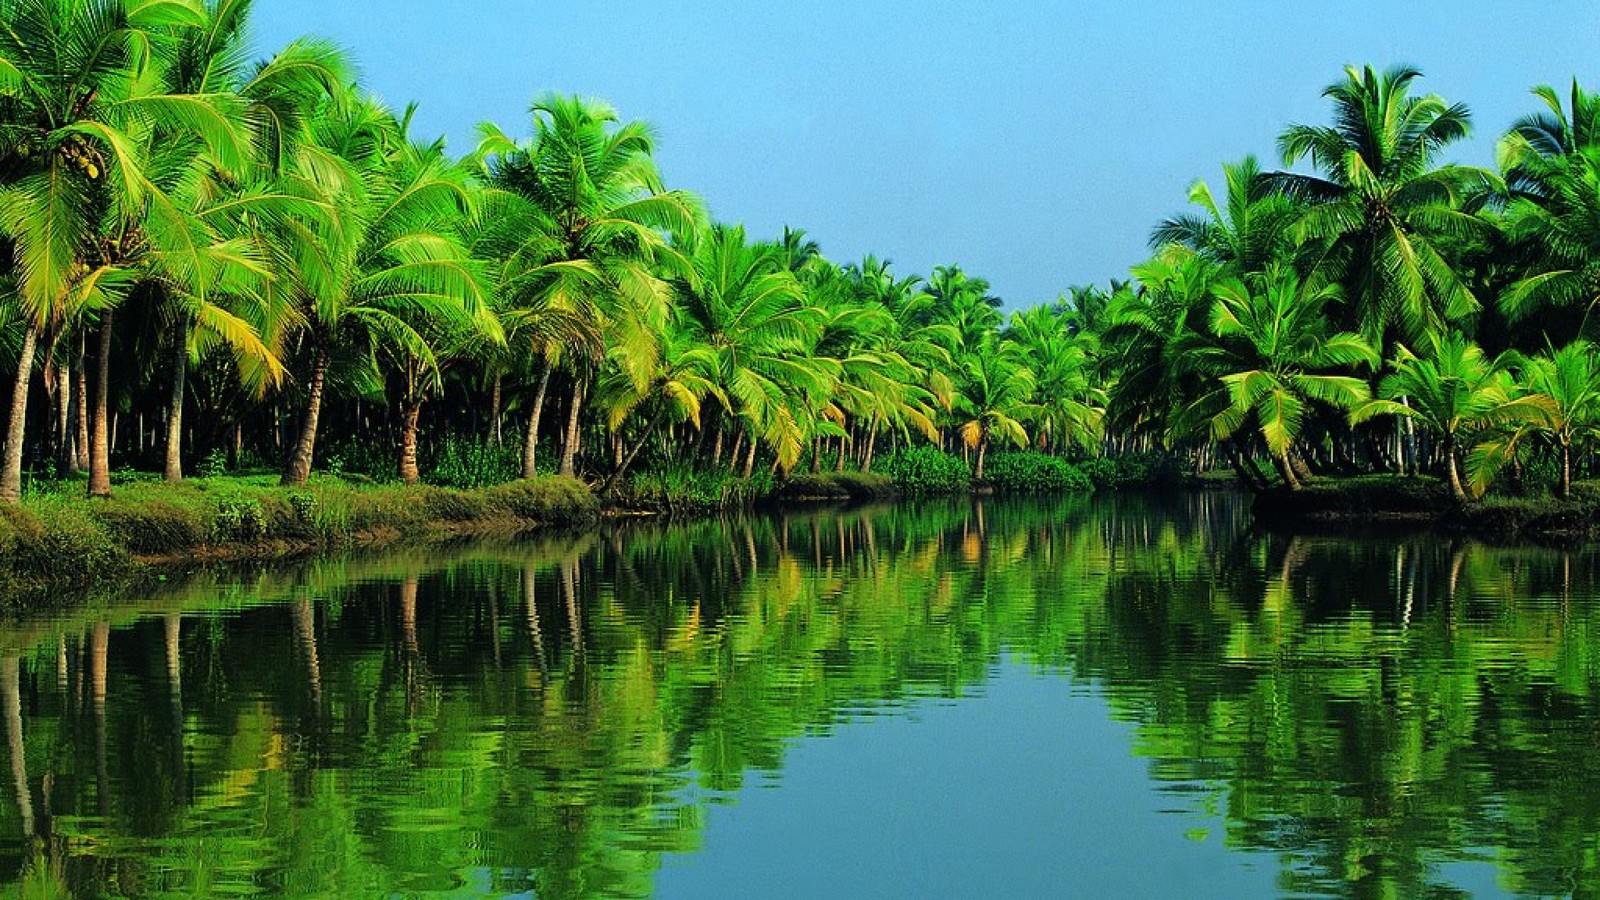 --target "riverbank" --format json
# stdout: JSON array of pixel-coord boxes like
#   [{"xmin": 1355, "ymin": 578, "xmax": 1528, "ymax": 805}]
[
  {"xmin": 0, "ymin": 475, "xmax": 602, "ymax": 595},
  {"xmin": 1251, "ymin": 475, "xmax": 1600, "ymax": 542},
  {"xmin": 0, "ymin": 452, "xmax": 1216, "ymax": 596}
]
